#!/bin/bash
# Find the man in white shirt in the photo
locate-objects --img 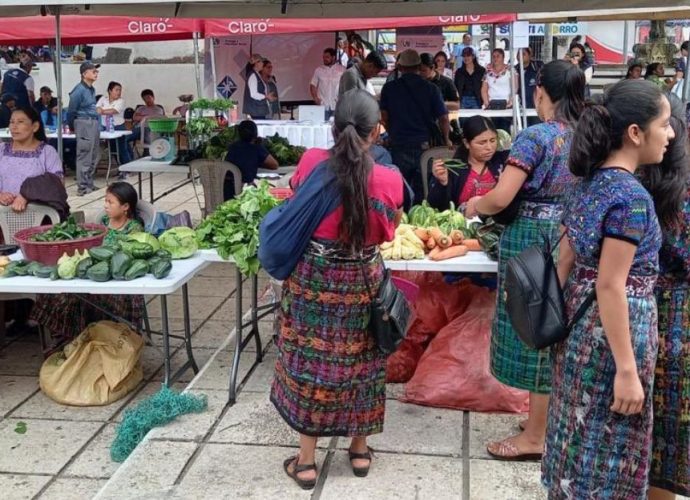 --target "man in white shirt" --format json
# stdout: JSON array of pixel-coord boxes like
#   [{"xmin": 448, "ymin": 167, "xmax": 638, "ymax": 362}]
[
  {"xmin": 336, "ymin": 39, "xmax": 350, "ymax": 67},
  {"xmin": 309, "ymin": 48, "xmax": 345, "ymax": 118}
]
